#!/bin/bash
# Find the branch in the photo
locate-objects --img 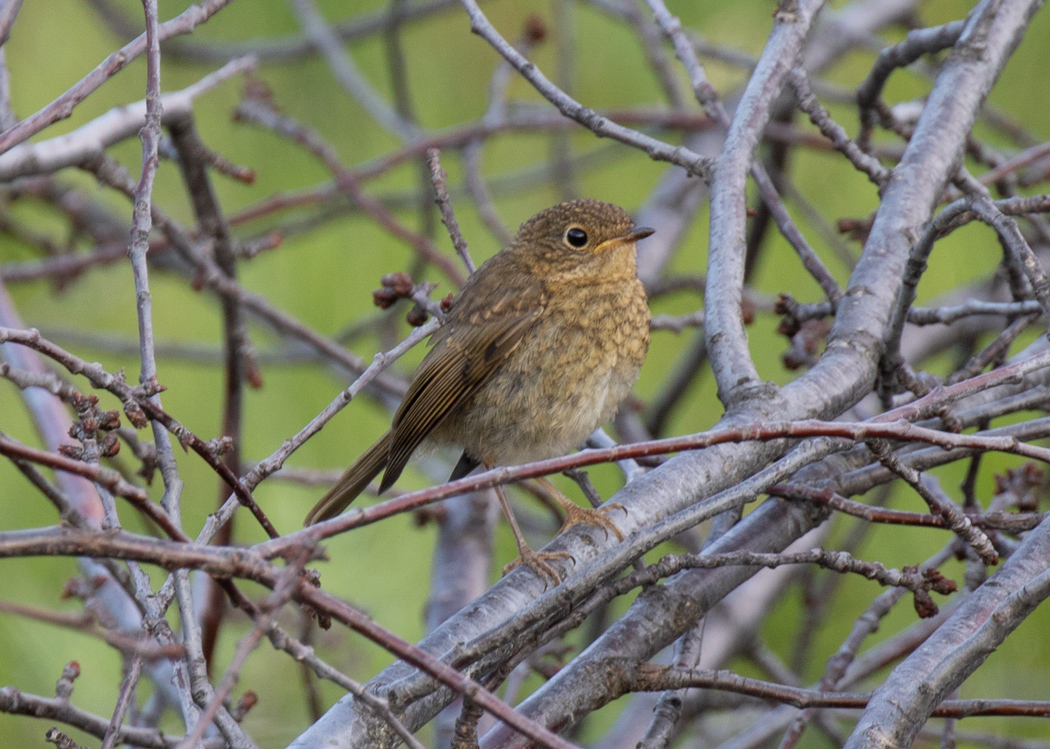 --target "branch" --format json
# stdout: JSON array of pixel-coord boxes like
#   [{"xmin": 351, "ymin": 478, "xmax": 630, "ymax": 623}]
[{"xmin": 0, "ymin": 0, "xmax": 233, "ymax": 154}]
